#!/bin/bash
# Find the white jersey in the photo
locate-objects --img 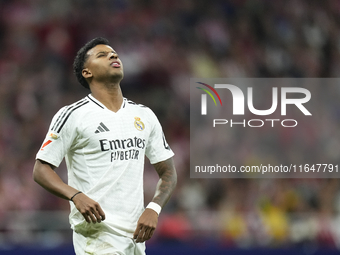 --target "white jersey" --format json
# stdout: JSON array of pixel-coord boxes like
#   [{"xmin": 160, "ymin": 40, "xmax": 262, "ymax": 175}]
[{"xmin": 36, "ymin": 94, "xmax": 174, "ymax": 237}]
